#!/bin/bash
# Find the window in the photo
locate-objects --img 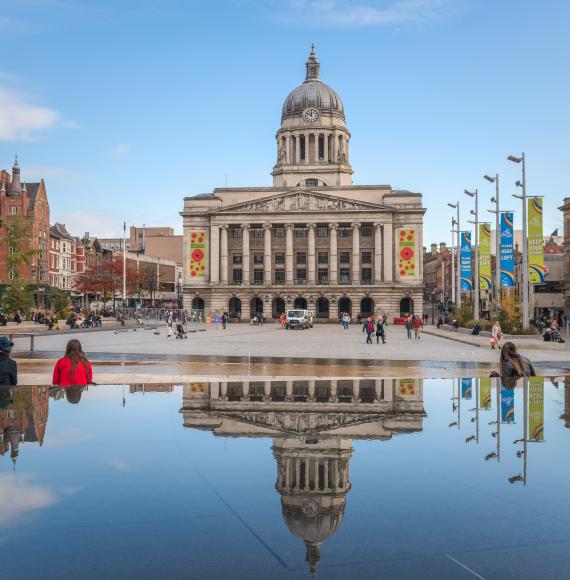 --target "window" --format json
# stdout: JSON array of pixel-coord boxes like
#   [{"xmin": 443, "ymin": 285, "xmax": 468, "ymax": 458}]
[
  {"xmin": 339, "ymin": 251, "xmax": 350, "ymax": 264},
  {"xmin": 318, "ymin": 251, "xmax": 328, "ymax": 264},
  {"xmin": 252, "ymin": 228, "xmax": 264, "ymax": 239},
  {"xmin": 253, "ymin": 269, "xmax": 264, "ymax": 284},
  {"xmin": 361, "ymin": 268, "xmax": 372, "ymax": 283},
  {"xmin": 296, "ymin": 252, "xmax": 306, "ymax": 264},
  {"xmin": 231, "ymin": 227, "xmax": 242, "ymax": 239},
  {"xmin": 295, "ymin": 227, "xmax": 307, "ymax": 238},
  {"xmin": 317, "ymin": 226, "xmax": 328, "ymax": 237},
  {"xmin": 338, "ymin": 227, "xmax": 352, "ymax": 237},
  {"xmin": 305, "ymin": 178, "xmax": 318, "ymax": 187},
  {"xmin": 361, "ymin": 225, "xmax": 373, "ymax": 237},
  {"xmin": 274, "ymin": 270, "xmax": 285, "ymax": 284},
  {"xmin": 274, "ymin": 227, "xmax": 285, "ymax": 238},
  {"xmin": 274, "ymin": 252, "xmax": 285, "ymax": 265},
  {"xmin": 233, "ymin": 253, "xmax": 242, "ymax": 265},
  {"xmin": 339, "ymin": 269, "xmax": 351, "ymax": 284},
  {"xmin": 232, "ymin": 269, "xmax": 243, "ymax": 284},
  {"xmin": 253, "ymin": 253, "xmax": 264, "ymax": 265},
  {"xmin": 361, "ymin": 251, "xmax": 372, "ymax": 264},
  {"xmin": 296, "ymin": 268, "xmax": 307, "ymax": 280},
  {"xmin": 9, "ymin": 206, "xmax": 17, "ymax": 215},
  {"xmin": 318, "ymin": 268, "xmax": 329, "ymax": 284}
]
